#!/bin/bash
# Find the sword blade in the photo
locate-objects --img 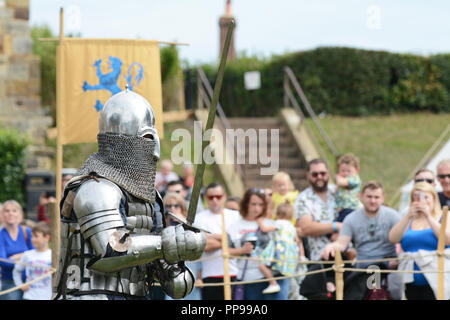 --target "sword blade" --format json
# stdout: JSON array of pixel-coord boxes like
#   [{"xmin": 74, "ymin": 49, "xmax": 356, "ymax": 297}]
[{"xmin": 186, "ymin": 20, "xmax": 235, "ymax": 225}]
